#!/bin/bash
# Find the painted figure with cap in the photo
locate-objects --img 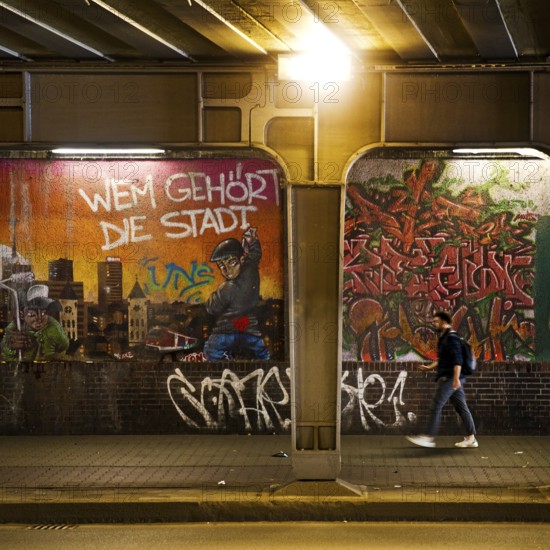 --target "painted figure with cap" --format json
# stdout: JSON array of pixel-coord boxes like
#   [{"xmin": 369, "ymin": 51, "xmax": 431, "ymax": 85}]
[
  {"xmin": 1, "ymin": 284, "xmax": 69, "ymax": 361},
  {"xmin": 203, "ymin": 226, "xmax": 270, "ymax": 361}
]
